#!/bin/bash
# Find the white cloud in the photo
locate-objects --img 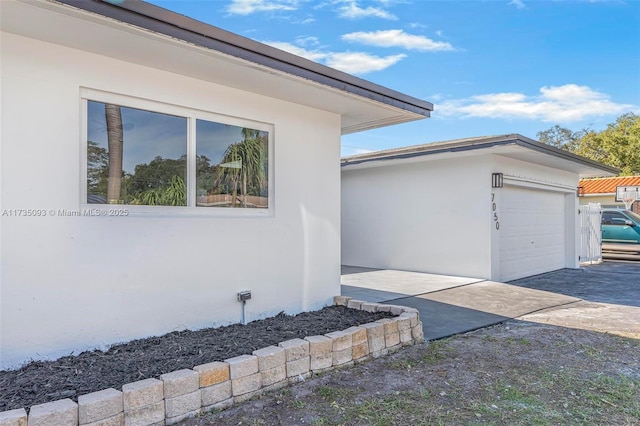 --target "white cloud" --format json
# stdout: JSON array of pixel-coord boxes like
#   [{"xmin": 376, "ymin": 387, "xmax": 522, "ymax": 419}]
[
  {"xmin": 508, "ymin": 0, "xmax": 525, "ymax": 9},
  {"xmin": 437, "ymin": 84, "xmax": 636, "ymax": 122},
  {"xmin": 295, "ymin": 36, "xmax": 321, "ymax": 47},
  {"xmin": 336, "ymin": 0, "xmax": 397, "ymax": 20},
  {"xmin": 326, "ymin": 52, "xmax": 406, "ymax": 74},
  {"xmin": 408, "ymin": 22, "xmax": 427, "ymax": 30},
  {"xmin": 263, "ymin": 41, "xmax": 406, "ymax": 74},
  {"xmin": 428, "ymin": 93, "xmax": 446, "ymax": 102},
  {"xmin": 342, "ymin": 29, "xmax": 455, "ymax": 51},
  {"xmin": 227, "ymin": 0, "xmax": 298, "ymax": 15},
  {"xmin": 264, "ymin": 41, "xmax": 328, "ymax": 62},
  {"xmin": 342, "ymin": 146, "xmax": 375, "ymax": 156}
]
